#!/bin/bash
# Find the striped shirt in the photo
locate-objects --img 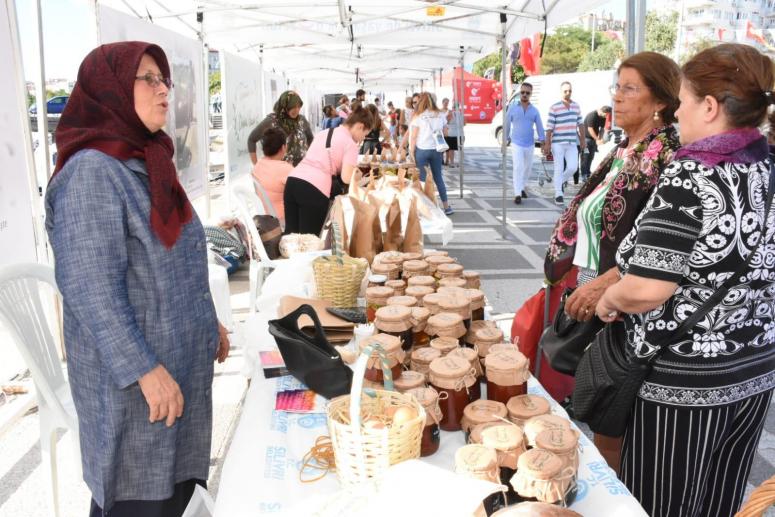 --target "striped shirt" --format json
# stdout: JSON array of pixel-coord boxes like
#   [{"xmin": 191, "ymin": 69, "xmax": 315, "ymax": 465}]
[
  {"xmin": 574, "ymin": 150, "xmax": 625, "ymax": 270},
  {"xmin": 546, "ymin": 100, "xmax": 582, "ymax": 145}
]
